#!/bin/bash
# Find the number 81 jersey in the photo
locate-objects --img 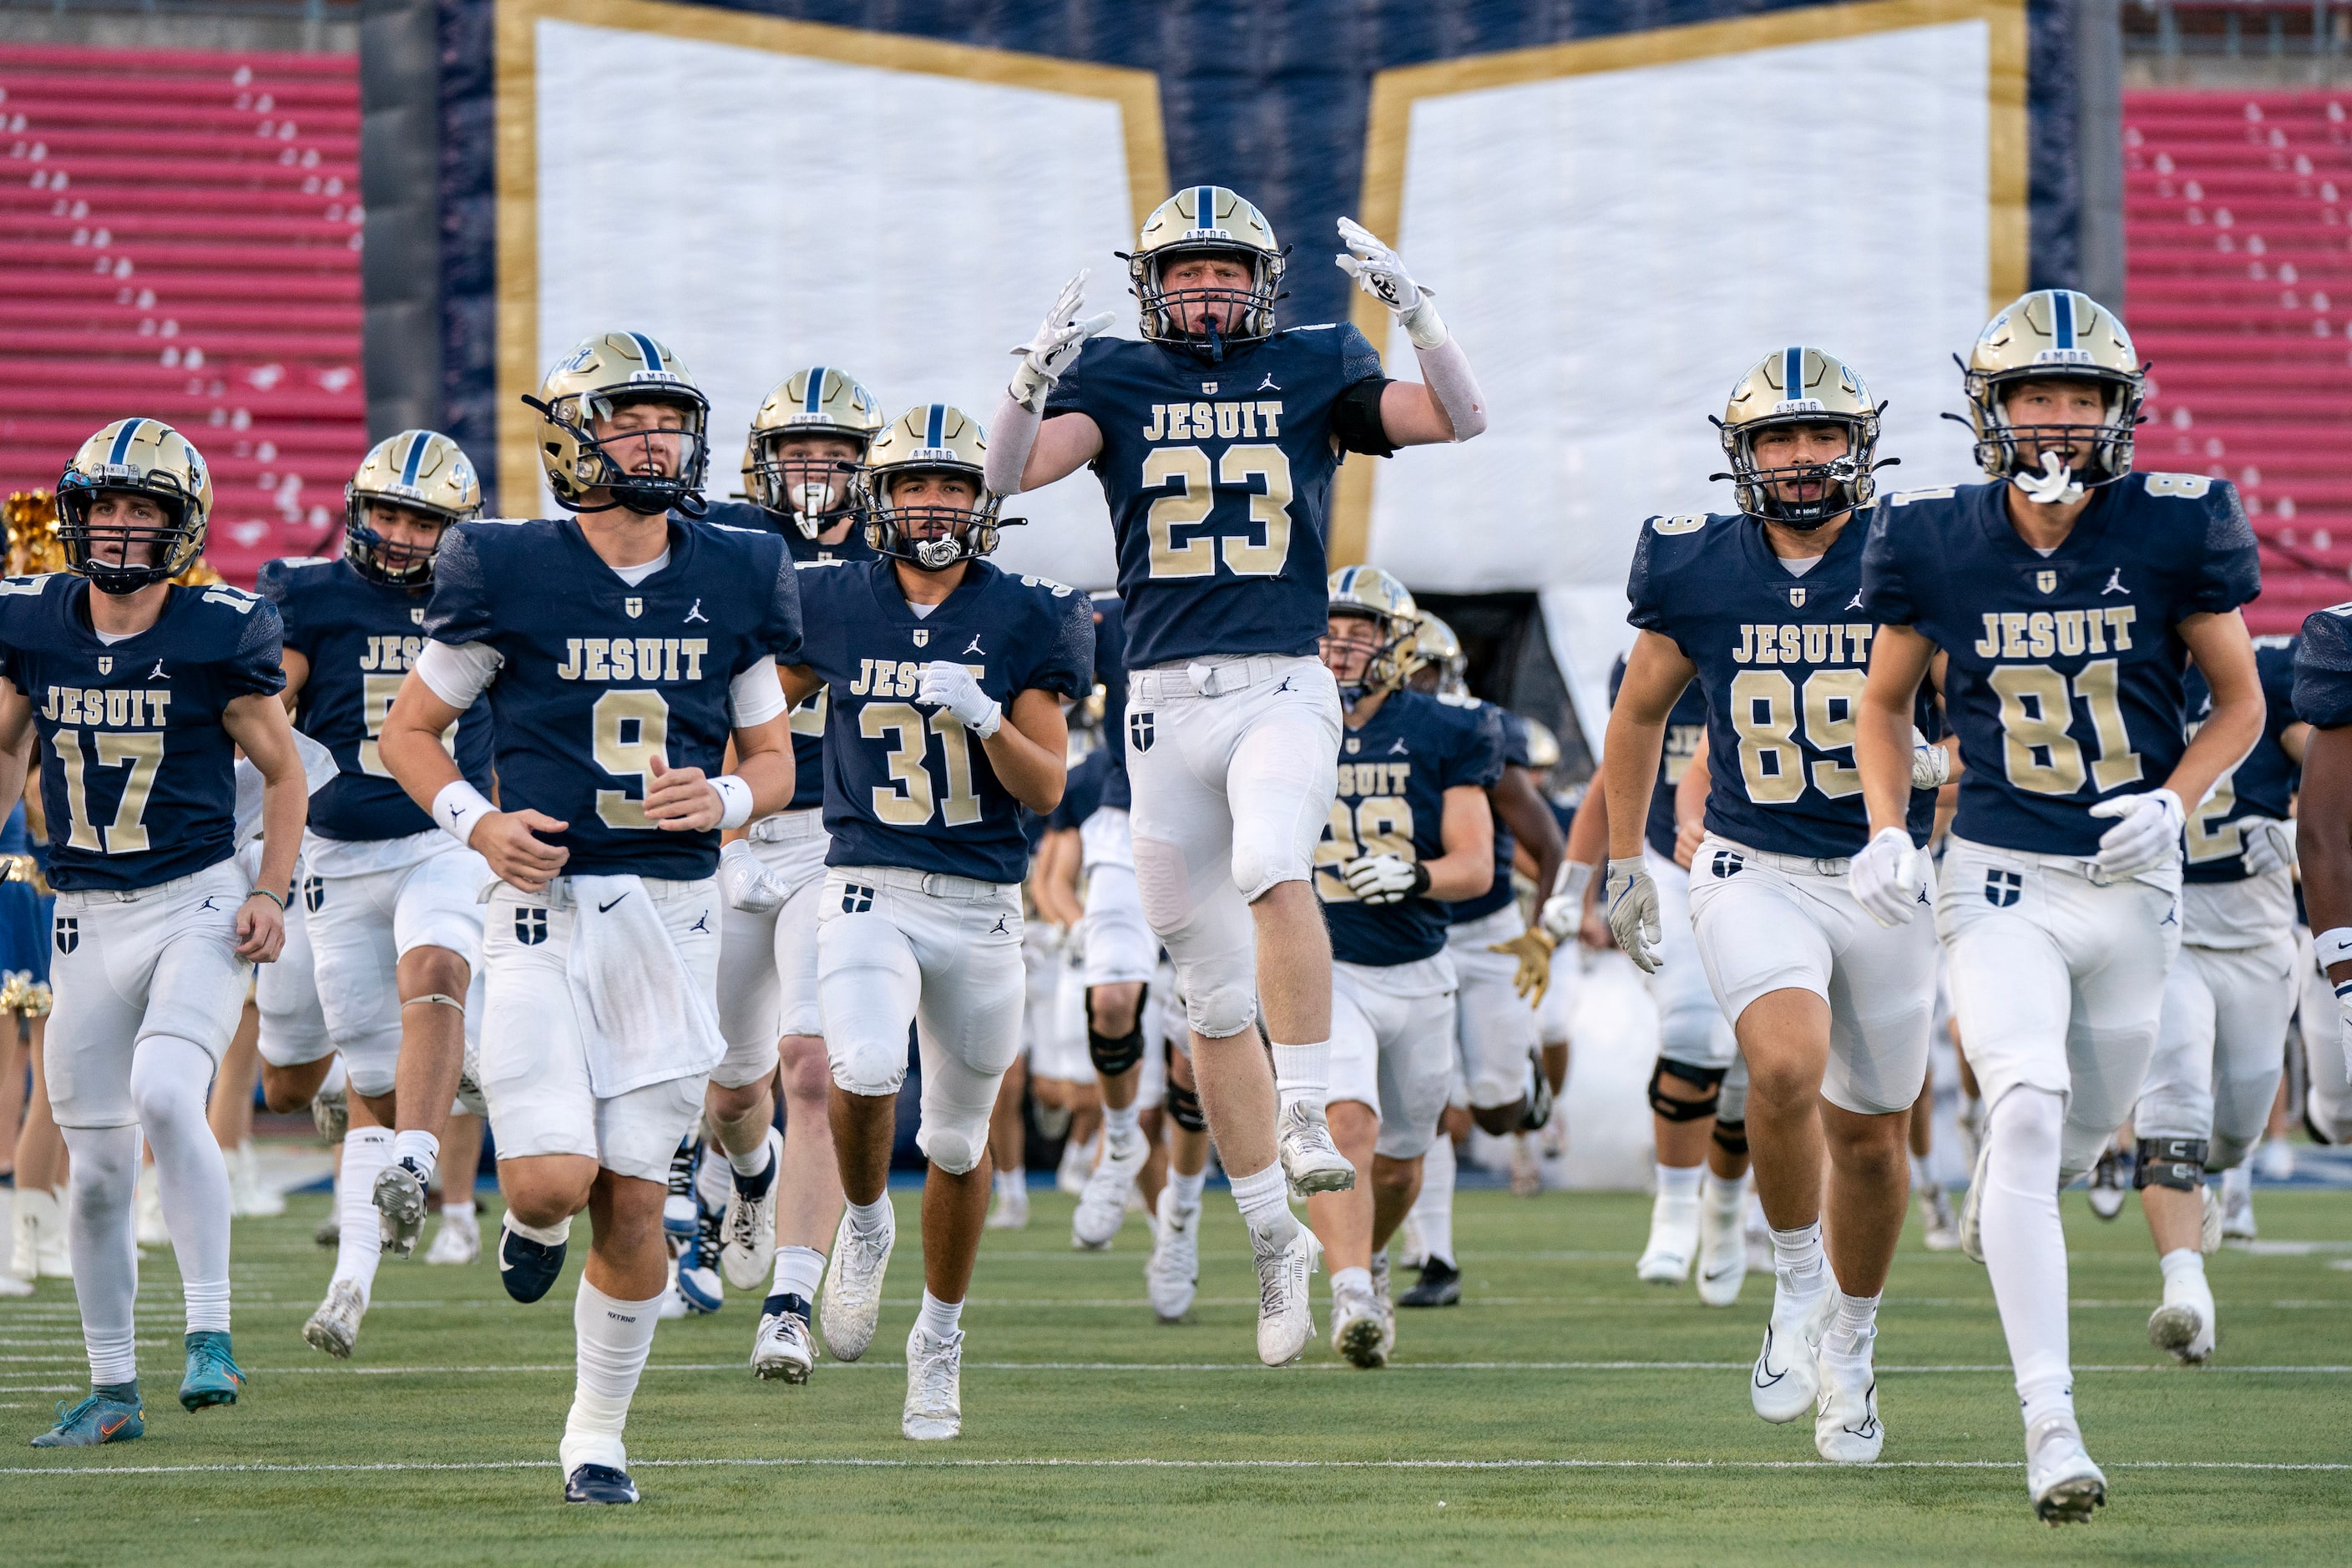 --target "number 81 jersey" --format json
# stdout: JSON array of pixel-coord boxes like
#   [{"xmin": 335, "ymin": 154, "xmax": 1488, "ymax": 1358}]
[
  {"xmin": 1861, "ymin": 473, "xmax": 2259, "ymax": 857},
  {"xmin": 0, "ymin": 572, "xmax": 286, "ymax": 892}
]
